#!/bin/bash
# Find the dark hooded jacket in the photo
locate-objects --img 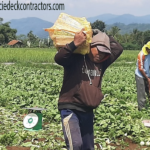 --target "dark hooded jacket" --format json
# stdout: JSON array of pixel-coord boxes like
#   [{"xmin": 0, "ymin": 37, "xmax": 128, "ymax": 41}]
[{"xmin": 55, "ymin": 34, "xmax": 123, "ymax": 112}]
